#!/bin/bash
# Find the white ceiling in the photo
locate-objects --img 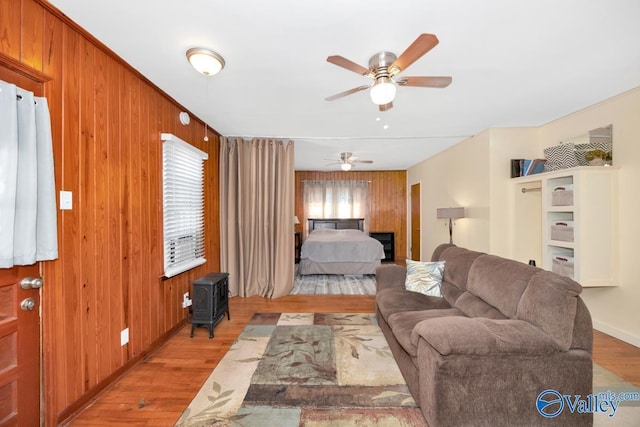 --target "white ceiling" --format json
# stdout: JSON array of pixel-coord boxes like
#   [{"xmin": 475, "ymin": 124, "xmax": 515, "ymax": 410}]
[{"xmin": 48, "ymin": 0, "xmax": 640, "ymax": 171}]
